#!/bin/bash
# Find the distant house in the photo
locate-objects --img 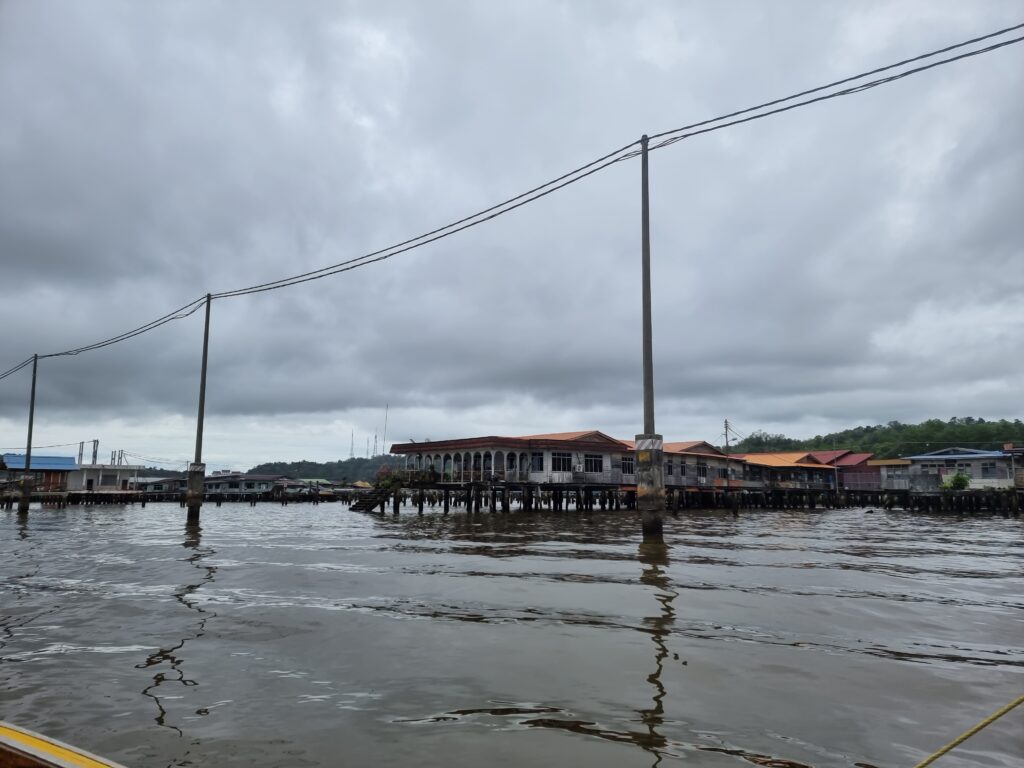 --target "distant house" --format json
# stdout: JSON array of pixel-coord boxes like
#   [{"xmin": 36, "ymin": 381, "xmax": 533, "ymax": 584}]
[
  {"xmin": 809, "ymin": 450, "xmax": 879, "ymax": 491},
  {"xmin": 68, "ymin": 463, "xmax": 145, "ymax": 492},
  {"xmin": 904, "ymin": 447, "xmax": 1014, "ymax": 489},
  {"xmin": 136, "ymin": 476, "xmax": 186, "ymax": 493},
  {"xmin": 204, "ymin": 472, "xmax": 283, "ymax": 494},
  {"xmin": 866, "ymin": 459, "xmax": 912, "ymax": 490},
  {"xmin": 731, "ymin": 452, "xmax": 836, "ymax": 490},
  {"xmin": 2, "ymin": 454, "xmax": 78, "ymax": 492}
]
